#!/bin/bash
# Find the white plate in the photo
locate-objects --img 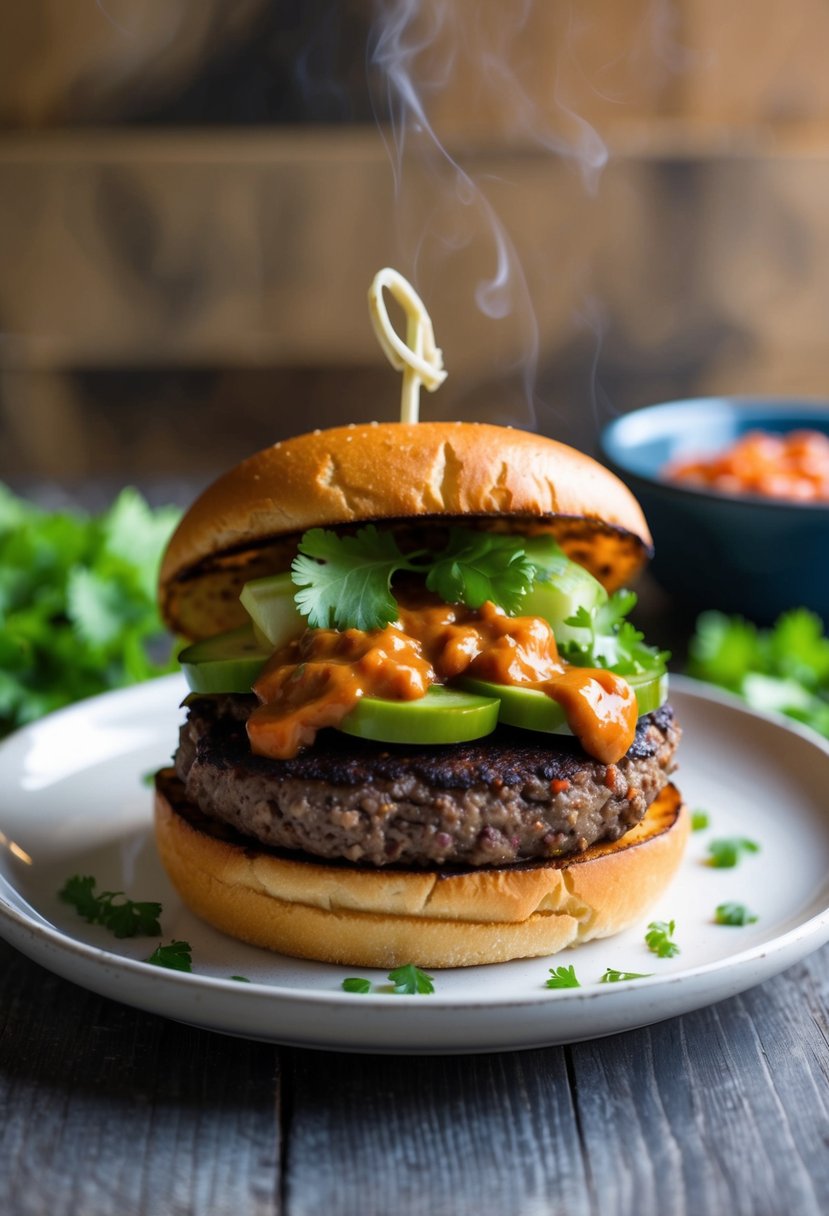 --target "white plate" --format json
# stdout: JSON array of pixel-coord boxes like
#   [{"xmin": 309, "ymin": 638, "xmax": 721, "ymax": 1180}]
[{"xmin": 0, "ymin": 674, "xmax": 827, "ymax": 1054}]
